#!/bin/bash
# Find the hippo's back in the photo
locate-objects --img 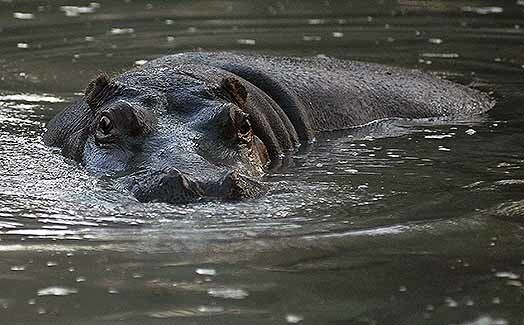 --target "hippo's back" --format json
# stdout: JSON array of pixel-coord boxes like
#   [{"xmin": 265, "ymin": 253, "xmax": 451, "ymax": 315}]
[{"xmin": 144, "ymin": 52, "xmax": 494, "ymax": 142}]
